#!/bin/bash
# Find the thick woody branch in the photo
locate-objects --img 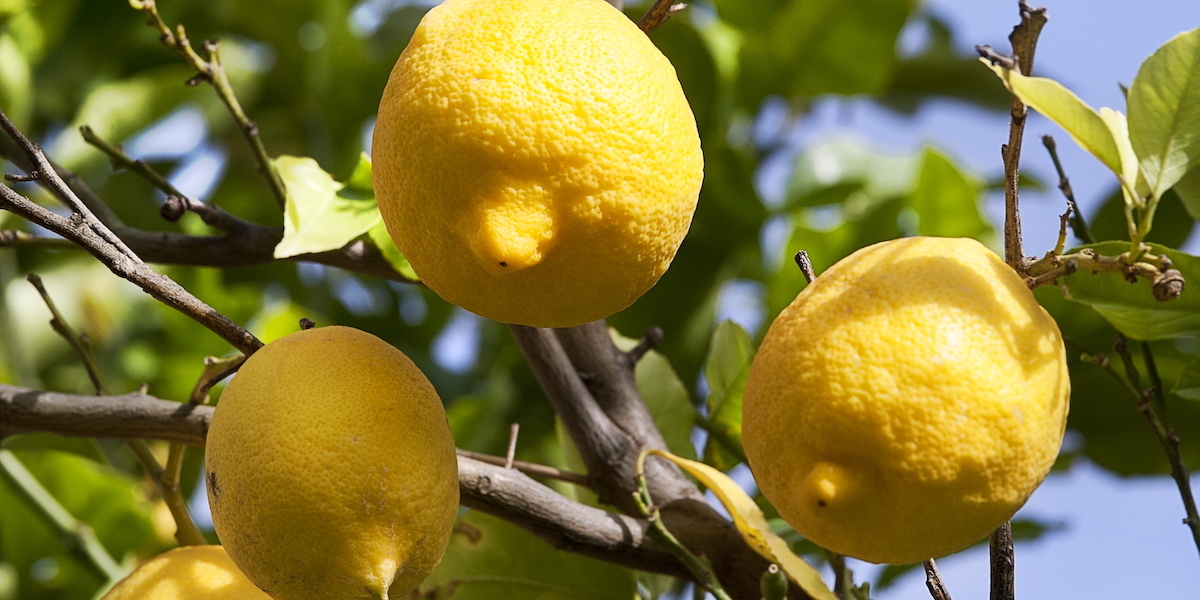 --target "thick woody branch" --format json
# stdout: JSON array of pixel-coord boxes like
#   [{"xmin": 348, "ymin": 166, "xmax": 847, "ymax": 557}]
[
  {"xmin": 509, "ymin": 324, "xmax": 811, "ymax": 600},
  {"xmin": 0, "ymin": 383, "xmax": 690, "ymax": 578}
]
